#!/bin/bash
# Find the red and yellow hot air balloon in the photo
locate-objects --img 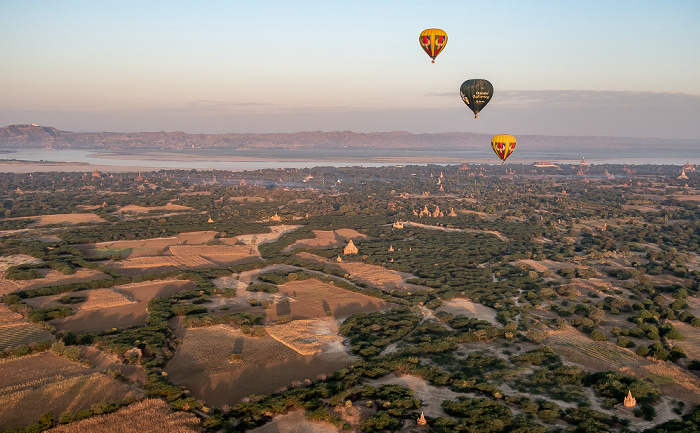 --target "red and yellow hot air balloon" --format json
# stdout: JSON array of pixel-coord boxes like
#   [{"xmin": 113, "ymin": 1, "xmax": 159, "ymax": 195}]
[
  {"xmin": 491, "ymin": 134, "xmax": 517, "ymax": 164},
  {"xmin": 419, "ymin": 28, "xmax": 447, "ymax": 63}
]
